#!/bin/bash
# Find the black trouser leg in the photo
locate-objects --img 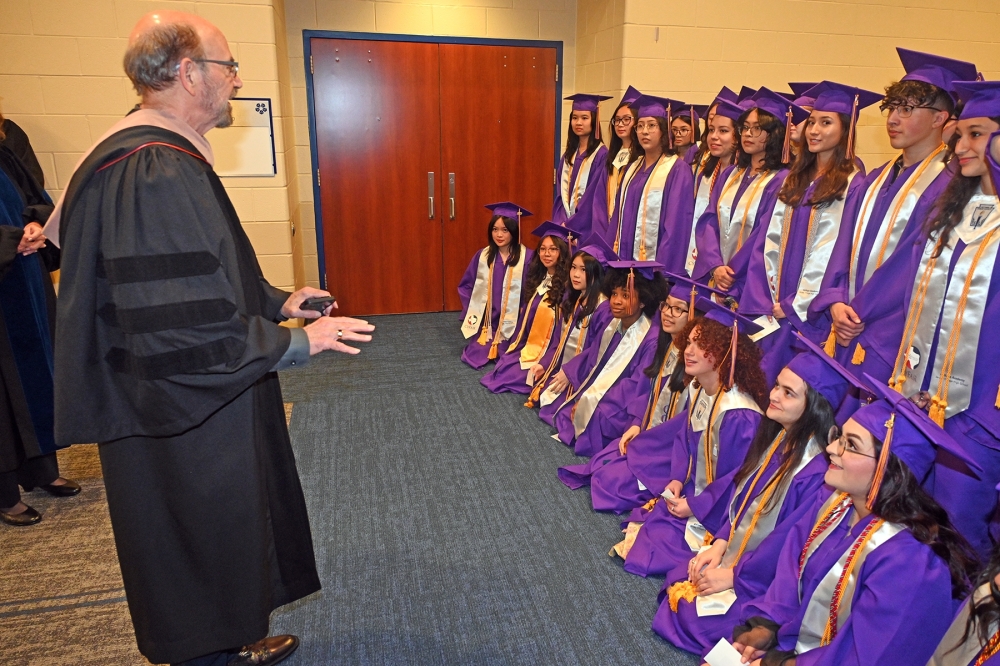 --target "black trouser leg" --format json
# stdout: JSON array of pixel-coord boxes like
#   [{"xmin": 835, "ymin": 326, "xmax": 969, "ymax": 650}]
[
  {"xmin": 17, "ymin": 452, "xmax": 59, "ymax": 490},
  {"xmin": 171, "ymin": 649, "xmax": 233, "ymax": 666},
  {"xmin": 0, "ymin": 469, "xmax": 20, "ymax": 509}
]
